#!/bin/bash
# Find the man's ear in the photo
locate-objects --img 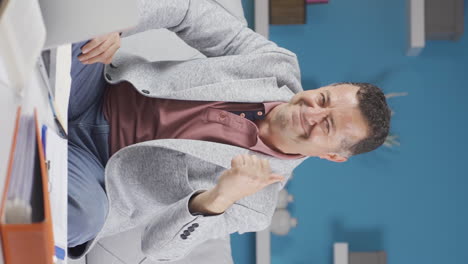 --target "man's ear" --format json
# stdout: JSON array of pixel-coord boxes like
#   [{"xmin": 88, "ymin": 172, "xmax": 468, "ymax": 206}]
[{"xmin": 319, "ymin": 153, "xmax": 348, "ymax": 163}]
